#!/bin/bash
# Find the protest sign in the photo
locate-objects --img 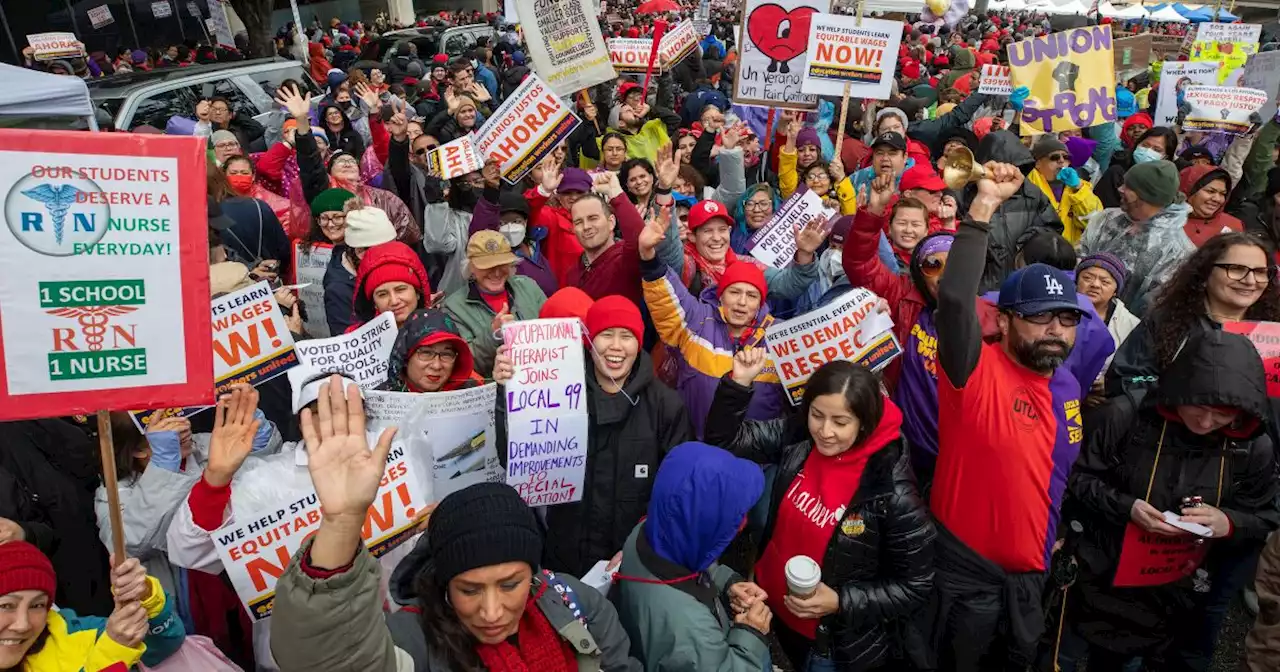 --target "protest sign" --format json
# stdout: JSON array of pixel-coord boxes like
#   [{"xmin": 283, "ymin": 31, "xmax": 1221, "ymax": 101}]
[
  {"xmin": 1113, "ymin": 34, "xmax": 1152, "ymax": 79},
  {"xmin": 87, "ymin": 5, "xmax": 115, "ymax": 29},
  {"xmin": 734, "ymin": 0, "xmax": 832, "ymax": 110},
  {"xmin": 609, "ymin": 38, "xmax": 655, "ymax": 74},
  {"xmin": 1182, "ymin": 86, "xmax": 1268, "ymax": 135},
  {"xmin": 1111, "ymin": 522, "xmax": 1209, "ymax": 588},
  {"xmin": 746, "ymin": 189, "xmax": 836, "ymax": 269},
  {"xmin": 978, "ymin": 64, "xmax": 1013, "ymax": 96},
  {"xmin": 1153, "ymin": 61, "xmax": 1219, "ymax": 127},
  {"xmin": 207, "ymin": 0, "xmax": 235, "ymax": 47},
  {"xmin": 1241, "ymin": 51, "xmax": 1280, "ymax": 122},
  {"xmin": 519, "ymin": 0, "xmax": 617, "ymax": 96},
  {"xmin": 291, "ymin": 242, "xmax": 330, "ymax": 338},
  {"xmin": 152, "ymin": 1, "xmax": 172, "ymax": 18},
  {"xmin": 1007, "ymin": 25, "xmax": 1117, "ymax": 135},
  {"xmin": 186, "ymin": 1, "xmax": 200, "ymax": 16},
  {"xmin": 1223, "ymin": 321, "xmax": 1280, "ymax": 397},
  {"xmin": 659, "ymin": 21, "xmax": 699, "ymax": 70},
  {"xmin": 694, "ymin": 20, "xmax": 712, "ymax": 37},
  {"xmin": 394, "ymin": 384, "xmax": 505, "ymax": 502},
  {"xmin": 476, "ymin": 74, "xmax": 582, "ymax": 184},
  {"xmin": 764, "ymin": 287, "xmax": 900, "ymax": 404},
  {"xmin": 293, "ymin": 312, "xmax": 396, "ymax": 388},
  {"xmin": 426, "ymin": 135, "xmax": 483, "ymax": 180},
  {"xmin": 213, "ymin": 441, "xmax": 429, "ymax": 620},
  {"xmin": 1190, "ymin": 22, "xmax": 1260, "ymax": 86},
  {"xmin": 801, "ymin": 15, "xmax": 902, "ymax": 100},
  {"xmin": 0, "ymin": 130, "xmax": 212, "ymax": 421},
  {"xmin": 26, "ymin": 33, "xmax": 81, "ymax": 61},
  {"xmin": 502, "ymin": 319, "xmax": 589, "ymax": 506}
]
